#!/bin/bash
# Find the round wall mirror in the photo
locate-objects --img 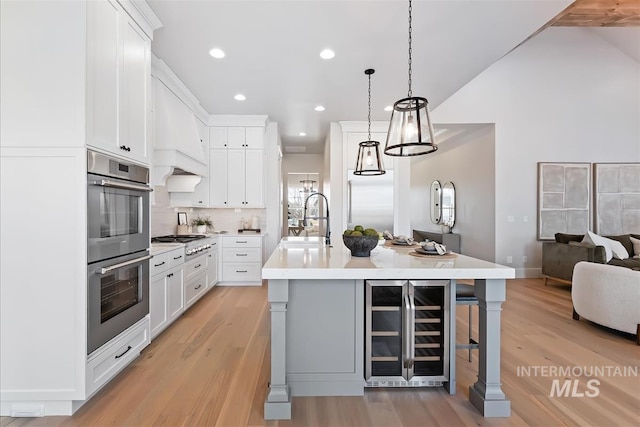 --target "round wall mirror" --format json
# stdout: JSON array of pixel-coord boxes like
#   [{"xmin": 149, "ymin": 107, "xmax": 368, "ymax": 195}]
[
  {"xmin": 441, "ymin": 182, "xmax": 455, "ymax": 228},
  {"xmin": 430, "ymin": 180, "xmax": 442, "ymax": 224}
]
